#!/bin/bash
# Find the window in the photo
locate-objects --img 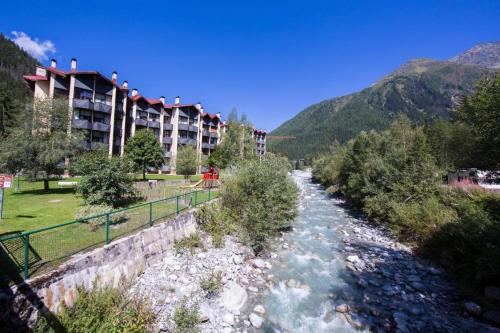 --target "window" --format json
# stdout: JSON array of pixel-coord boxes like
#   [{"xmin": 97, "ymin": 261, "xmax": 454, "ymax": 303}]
[
  {"xmin": 94, "ymin": 114, "xmax": 106, "ymax": 123},
  {"xmin": 179, "ymin": 116, "xmax": 188, "ymax": 124},
  {"xmin": 74, "ymin": 110, "xmax": 92, "ymax": 121},
  {"xmin": 79, "ymin": 90, "xmax": 93, "ymax": 100},
  {"xmin": 95, "ymin": 93, "xmax": 111, "ymax": 105}
]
